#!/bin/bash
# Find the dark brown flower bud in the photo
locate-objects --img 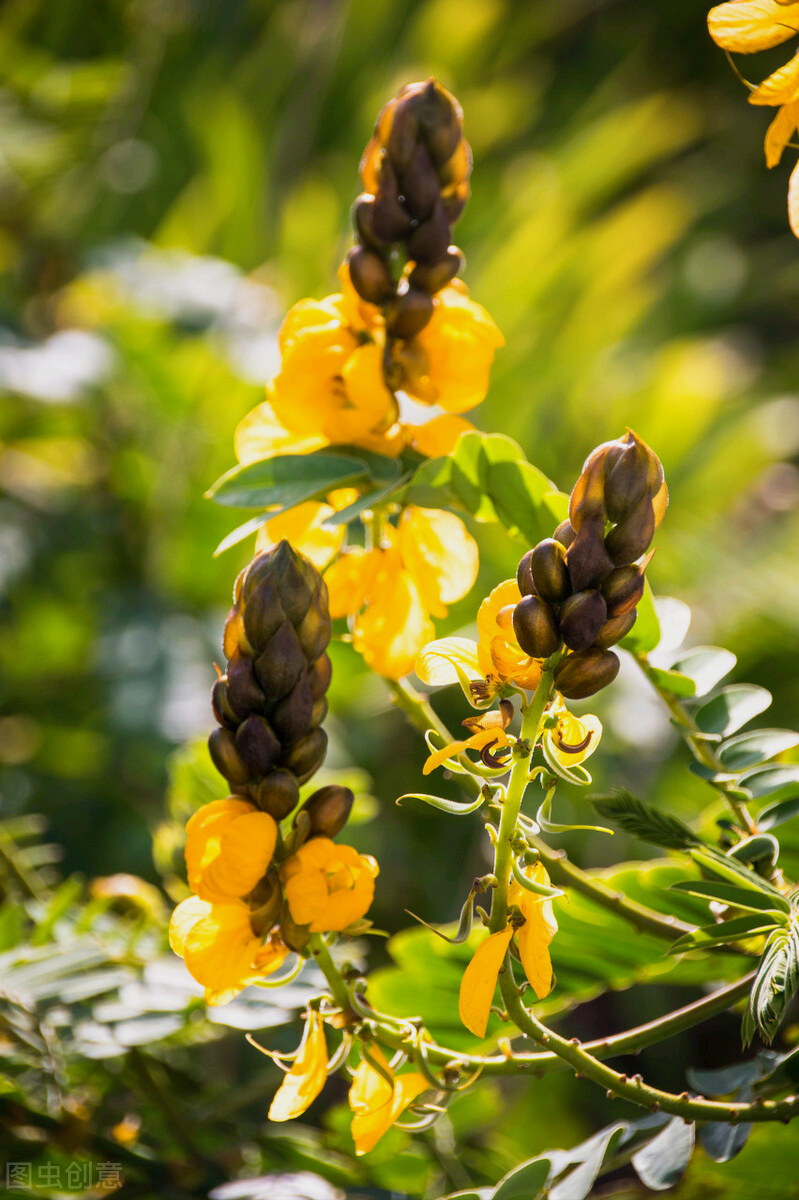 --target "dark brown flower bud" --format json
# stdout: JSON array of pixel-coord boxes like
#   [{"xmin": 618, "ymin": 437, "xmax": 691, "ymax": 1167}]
[
  {"xmin": 311, "ymin": 696, "xmax": 328, "ymax": 727},
  {"xmin": 565, "ymin": 513, "xmax": 615, "ymax": 593},
  {"xmin": 296, "ymin": 587, "xmax": 332, "ymax": 662},
  {"xmin": 407, "ymin": 199, "xmax": 451, "ymax": 264},
  {"xmin": 553, "ymin": 519, "xmax": 576, "ymax": 550},
  {"xmin": 604, "ymin": 431, "xmax": 664, "ymax": 524},
  {"xmin": 307, "ymin": 654, "xmax": 332, "ymax": 700},
  {"xmin": 409, "ymin": 247, "xmax": 463, "ymax": 294},
  {"xmin": 225, "ymin": 655, "xmax": 266, "ymax": 718},
  {"xmin": 602, "ymin": 564, "xmax": 646, "ymax": 617},
  {"xmin": 530, "ymin": 539, "xmax": 571, "ymax": 603},
  {"xmin": 398, "ymin": 142, "xmax": 440, "ymax": 220},
  {"xmin": 413, "ymin": 79, "xmax": 463, "ymax": 166},
  {"xmin": 269, "ymin": 540, "xmax": 315, "ymax": 624},
  {"xmin": 234, "ymin": 715, "xmax": 282, "ymax": 777},
  {"xmin": 385, "ymin": 100, "xmax": 419, "ymax": 172},
  {"xmin": 604, "ymin": 491, "xmax": 656, "ymax": 567},
  {"xmin": 254, "ymin": 620, "xmax": 306, "ymax": 702},
  {"xmin": 594, "ymin": 609, "xmax": 637, "ymax": 649},
  {"xmin": 347, "ymin": 246, "xmax": 394, "ymax": 305},
  {"xmin": 569, "ymin": 447, "xmax": 608, "ymax": 531},
  {"xmin": 254, "ymin": 769, "xmax": 300, "ymax": 820},
  {"xmin": 271, "ymin": 674, "xmax": 314, "ymax": 743},
  {"xmin": 208, "ymin": 727, "xmax": 251, "ymax": 785},
  {"xmin": 385, "ymin": 287, "xmax": 435, "ymax": 339},
  {"xmin": 557, "ymin": 590, "xmax": 608, "ymax": 652},
  {"xmin": 242, "ymin": 577, "xmax": 286, "ymax": 652},
  {"xmin": 441, "ymin": 181, "xmax": 469, "ymax": 223},
  {"xmin": 554, "ymin": 649, "xmax": 620, "ymax": 700},
  {"xmin": 372, "ymin": 186, "xmax": 413, "ymax": 241},
  {"xmin": 512, "ymin": 595, "xmax": 560, "ymax": 659},
  {"xmin": 279, "ymin": 900, "xmax": 310, "ymax": 954},
  {"xmin": 211, "ymin": 678, "xmax": 238, "ymax": 729},
  {"xmin": 353, "ymin": 193, "xmax": 386, "ymax": 251},
  {"xmin": 283, "ymin": 728, "xmax": 328, "ymax": 784},
  {"xmin": 248, "ymin": 868, "xmax": 282, "ymax": 935},
  {"xmin": 222, "ymin": 607, "xmax": 252, "ymax": 660},
  {"xmin": 298, "ymin": 784, "xmax": 355, "ymax": 839},
  {"xmin": 516, "ymin": 549, "xmax": 536, "ymax": 596}
]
